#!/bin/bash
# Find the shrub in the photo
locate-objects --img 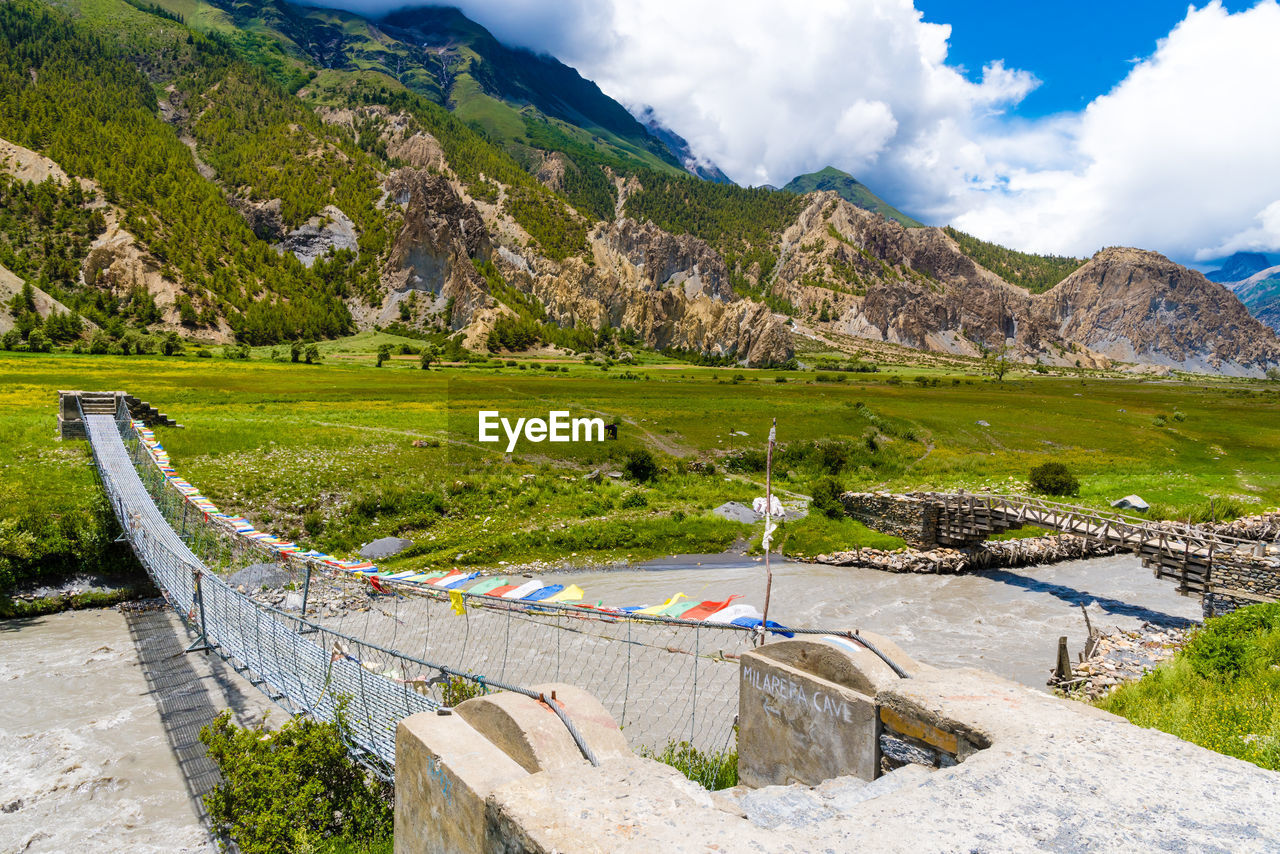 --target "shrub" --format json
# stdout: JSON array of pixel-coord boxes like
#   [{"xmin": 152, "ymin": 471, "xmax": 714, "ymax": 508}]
[
  {"xmin": 1028, "ymin": 462, "xmax": 1079, "ymax": 496},
  {"xmin": 199, "ymin": 706, "xmax": 393, "ymax": 854},
  {"xmin": 26, "ymin": 328, "xmax": 50, "ymax": 352},
  {"xmin": 1185, "ymin": 603, "xmax": 1280, "ymax": 679},
  {"xmin": 441, "ymin": 675, "xmax": 488, "ymax": 707},
  {"xmin": 621, "ymin": 490, "xmax": 648, "ymax": 509},
  {"xmin": 809, "ymin": 476, "xmax": 846, "ymax": 520},
  {"xmin": 639, "ymin": 740, "xmax": 738, "ymax": 791},
  {"xmin": 623, "ymin": 449, "xmax": 659, "ymax": 483}
]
